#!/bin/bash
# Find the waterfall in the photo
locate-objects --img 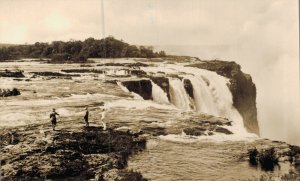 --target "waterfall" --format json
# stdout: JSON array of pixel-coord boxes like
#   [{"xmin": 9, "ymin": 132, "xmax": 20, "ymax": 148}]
[
  {"xmin": 189, "ymin": 76, "xmax": 217, "ymax": 115},
  {"xmin": 163, "ymin": 64, "xmax": 249, "ymax": 135},
  {"xmin": 187, "ymin": 72, "xmax": 246, "ymax": 134},
  {"xmin": 169, "ymin": 78, "xmax": 191, "ymax": 110},
  {"xmin": 151, "ymin": 81, "xmax": 169, "ymax": 104}
]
